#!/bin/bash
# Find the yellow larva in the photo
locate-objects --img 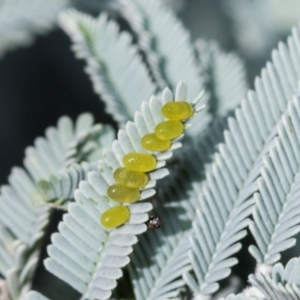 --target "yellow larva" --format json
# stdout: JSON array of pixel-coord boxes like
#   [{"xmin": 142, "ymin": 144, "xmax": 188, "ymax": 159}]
[
  {"xmin": 141, "ymin": 133, "xmax": 171, "ymax": 151},
  {"xmin": 161, "ymin": 101, "xmax": 193, "ymax": 120},
  {"xmin": 100, "ymin": 205, "xmax": 130, "ymax": 229},
  {"xmin": 155, "ymin": 120, "xmax": 184, "ymax": 140},
  {"xmin": 107, "ymin": 184, "xmax": 140, "ymax": 203},
  {"xmin": 123, "ymin": 152, "xmax": 157, "ymax": 172},
  {"xmin": 113, "ymin": 167, "xmax": 148, "ymax": 188}
]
